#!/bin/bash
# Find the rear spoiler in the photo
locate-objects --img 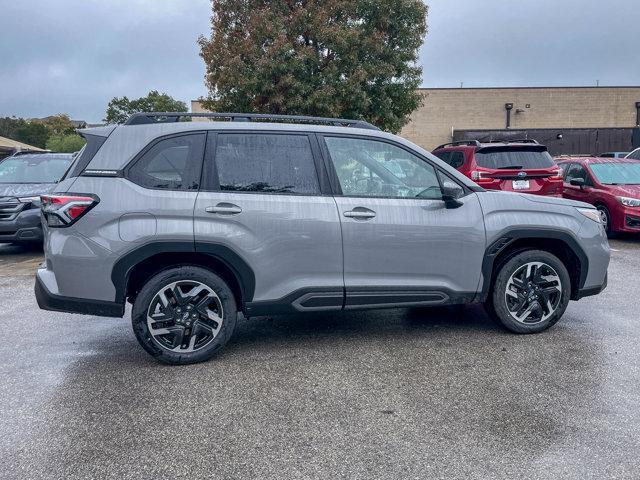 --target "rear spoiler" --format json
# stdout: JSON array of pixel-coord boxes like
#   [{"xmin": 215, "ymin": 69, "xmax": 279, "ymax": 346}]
[{"xmin": 477, "ymin": 144, "xmax": 548, "ymax": 154}]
